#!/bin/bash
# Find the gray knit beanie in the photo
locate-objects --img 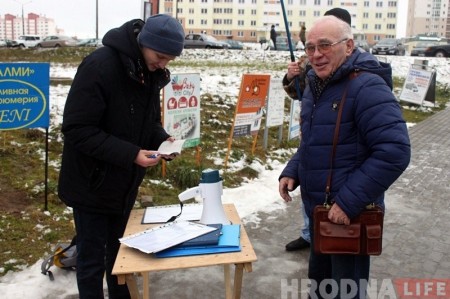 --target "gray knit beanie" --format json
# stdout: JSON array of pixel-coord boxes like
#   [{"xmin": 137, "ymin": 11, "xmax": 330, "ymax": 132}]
[{"xmin": 139, "ymin": 14, "xmax": 185, "ymax": 56}]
